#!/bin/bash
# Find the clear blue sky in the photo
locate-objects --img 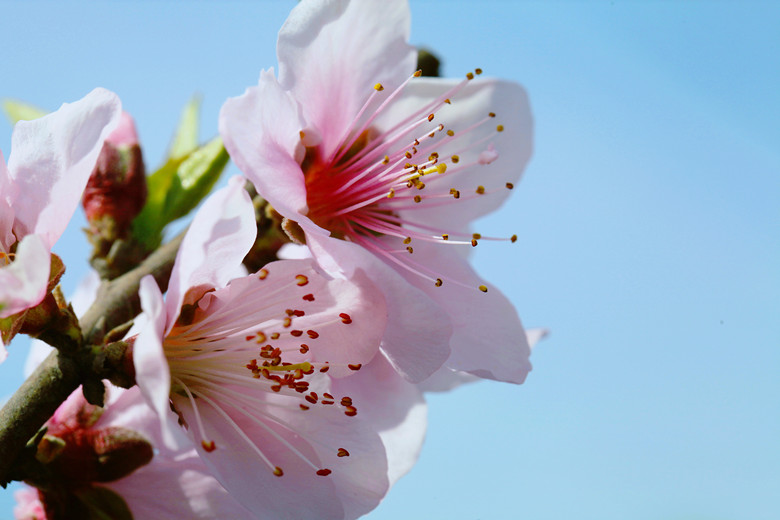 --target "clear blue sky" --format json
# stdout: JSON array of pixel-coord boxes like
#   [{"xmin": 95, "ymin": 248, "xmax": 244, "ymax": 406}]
[{"xmin": 1, "ymin": 1, "xmax": 778, "ymax": 519}]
